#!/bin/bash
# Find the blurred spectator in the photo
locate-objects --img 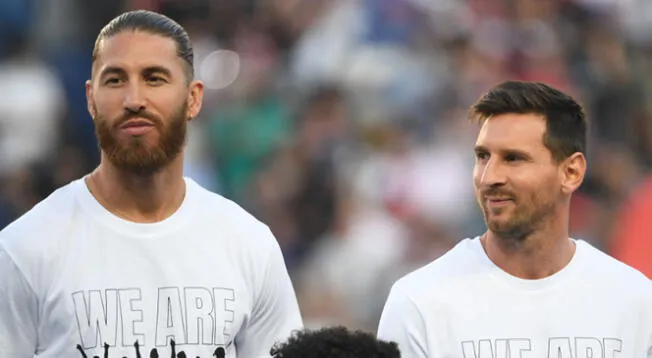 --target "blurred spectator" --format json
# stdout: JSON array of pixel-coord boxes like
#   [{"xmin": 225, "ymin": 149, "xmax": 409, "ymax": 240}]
[
  {"xmin": 610, "ymin": 175, "xmax": 652, "ymax": 279},
  {"xmin": 207, "ymin": 19, "xmax": 291, "ymax": 206},
  {"xmin": 0, "ymin": 0, "xmax": 33, "ymax": 58},
  {"xmin": 0, "ymin": 35, "xmax": 65, "ymax": 176}
]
